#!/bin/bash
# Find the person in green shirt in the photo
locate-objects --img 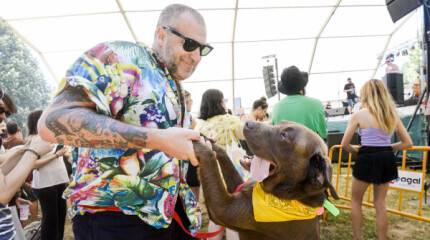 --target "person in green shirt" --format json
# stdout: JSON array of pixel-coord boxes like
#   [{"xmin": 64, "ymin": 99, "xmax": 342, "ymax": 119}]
[{"xmin": 272, "ymin": 66, "xmax": 327, "ymax": 139}]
